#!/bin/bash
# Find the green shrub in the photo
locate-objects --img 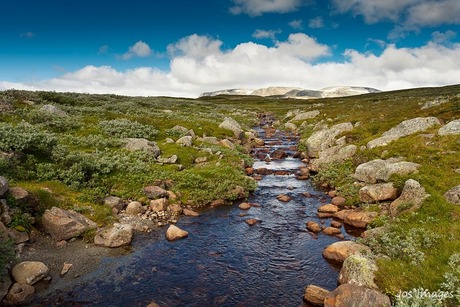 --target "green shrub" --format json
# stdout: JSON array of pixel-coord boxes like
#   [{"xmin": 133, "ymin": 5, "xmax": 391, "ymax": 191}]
[
  {"xmin": 0, "ymin": 235, "xmax": 15, "ymax": 275},
  {"xmin": 0, "ymin": 122, "xmax": 57, "ymax": 154},
  {"xmin": 98, "ymin": 118, "xmax": 158, "ymax": 139}
]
